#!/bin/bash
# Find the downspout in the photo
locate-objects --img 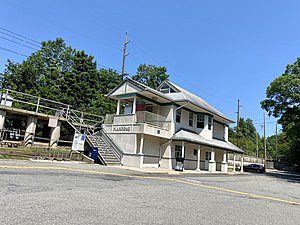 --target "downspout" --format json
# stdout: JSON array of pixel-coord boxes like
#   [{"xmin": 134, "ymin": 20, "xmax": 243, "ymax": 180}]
[
  {"xmin": 173, "ymin": 102, "xmax": 188, "ymax": 135},
  {"xmin": 159, "ymin": 139, "xmax": 173, "ymax": 168}
]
